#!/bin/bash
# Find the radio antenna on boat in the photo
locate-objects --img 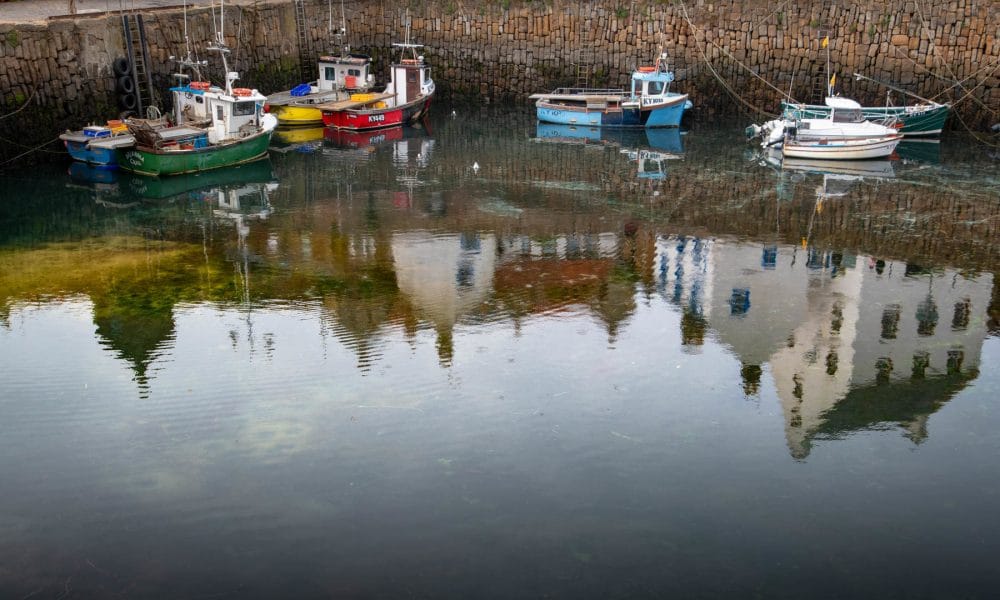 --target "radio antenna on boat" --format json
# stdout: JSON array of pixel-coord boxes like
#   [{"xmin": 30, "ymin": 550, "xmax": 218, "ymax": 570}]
[
  {"xmin": 331, "ymin": 0, "xmax": 349, "ymax": 54},
  {"xmin": 206, "ymin": 0, "xmax": 235, "ymax": 94},
  {"xmin": 171, "ymin": 0, "xmax": 207, "ymax": 85}
]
